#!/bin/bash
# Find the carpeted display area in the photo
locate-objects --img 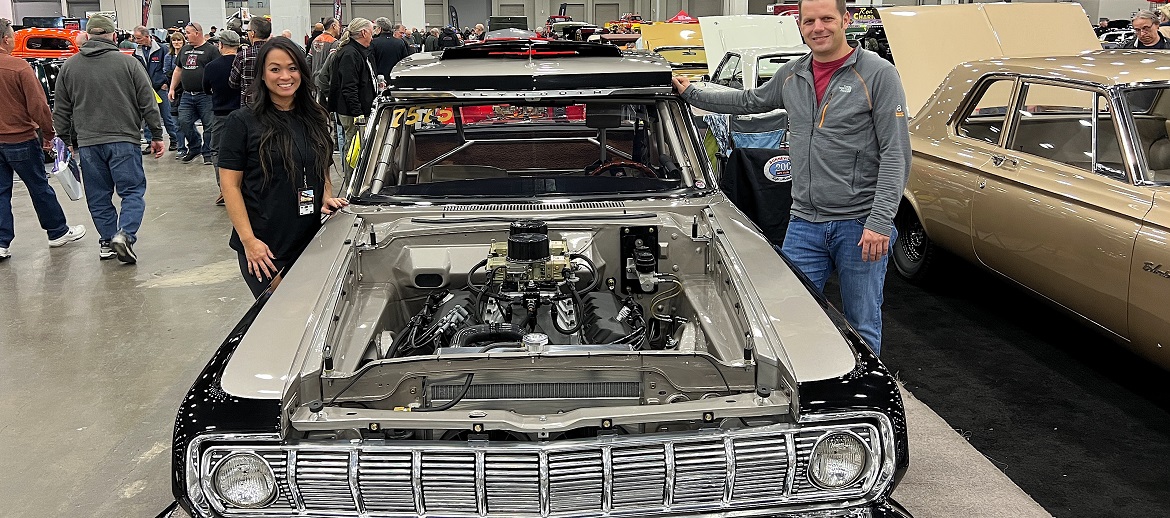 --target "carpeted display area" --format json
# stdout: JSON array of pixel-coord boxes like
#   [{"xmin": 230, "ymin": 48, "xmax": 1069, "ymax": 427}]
[{"xmin": 868, "ymin": 259, "xmax": 1170, "ymax": 517}]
